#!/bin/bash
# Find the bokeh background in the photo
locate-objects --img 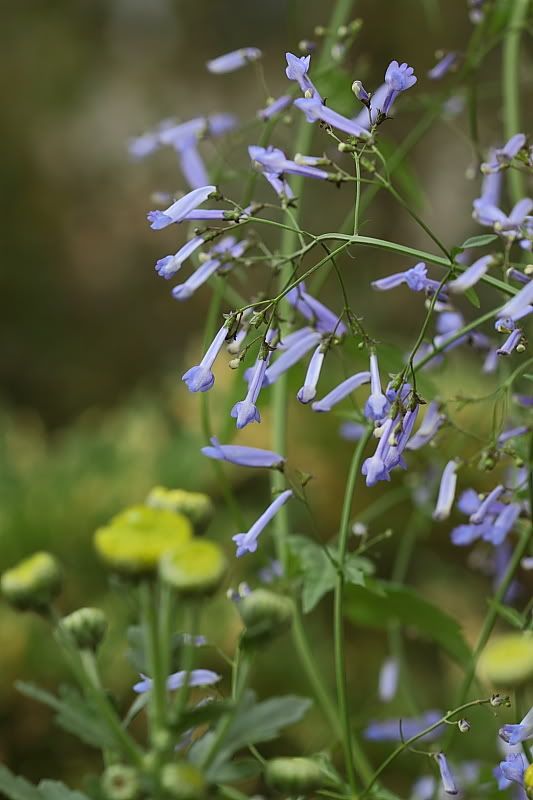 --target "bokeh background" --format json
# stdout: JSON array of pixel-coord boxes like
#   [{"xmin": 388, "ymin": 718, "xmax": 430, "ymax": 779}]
[{"xmin": 1, "ymin": 0, "xmax": 531, "ymax": 792}]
